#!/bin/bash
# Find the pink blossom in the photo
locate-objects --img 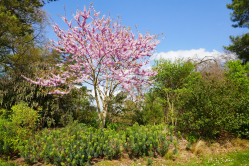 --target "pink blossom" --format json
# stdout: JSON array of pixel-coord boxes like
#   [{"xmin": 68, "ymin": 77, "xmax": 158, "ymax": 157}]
[{"xmin": 22, "ymin": 5, "xmax": 163, "ymax": 114}]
